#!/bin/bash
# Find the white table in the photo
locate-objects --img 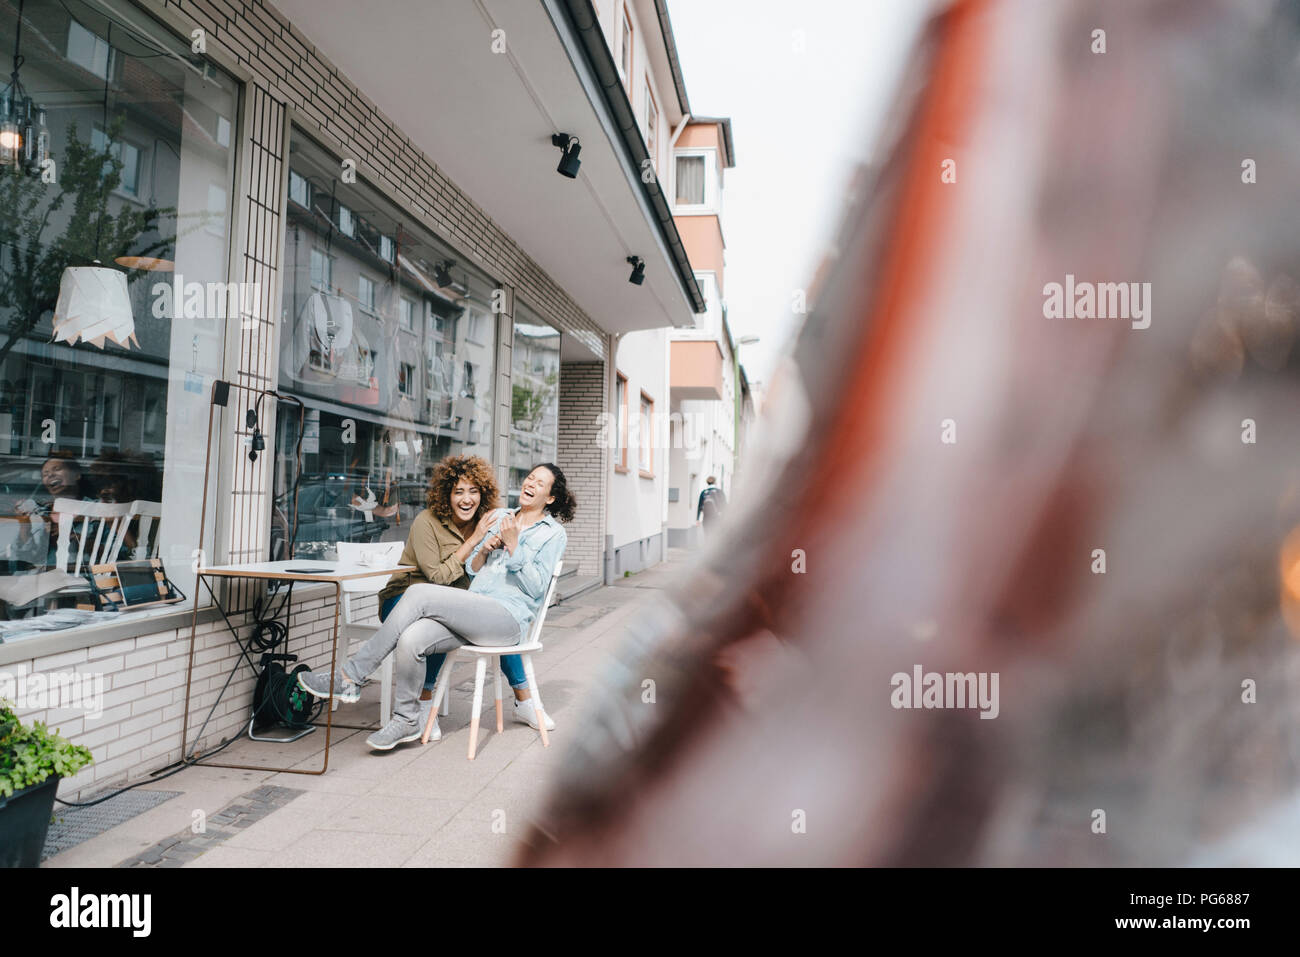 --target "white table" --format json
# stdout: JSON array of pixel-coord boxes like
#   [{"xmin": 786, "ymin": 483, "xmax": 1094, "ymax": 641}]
[{"xmin": 180, "ymin": 558, "xmax": 415, "ymax": 775}]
